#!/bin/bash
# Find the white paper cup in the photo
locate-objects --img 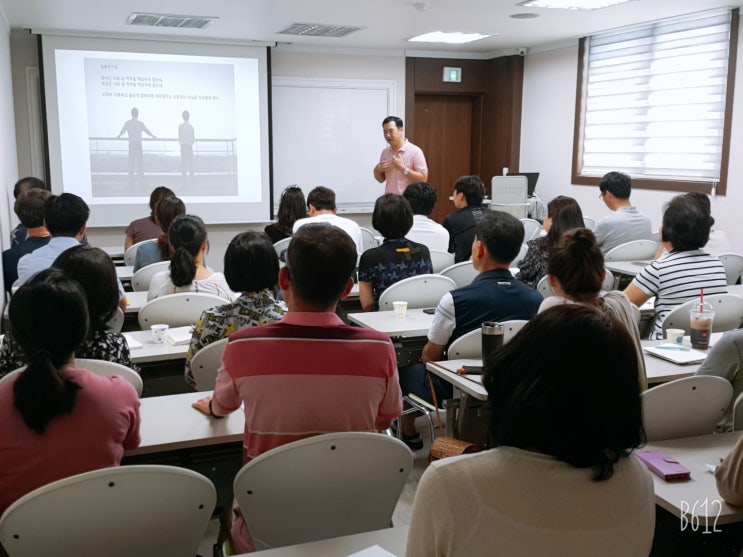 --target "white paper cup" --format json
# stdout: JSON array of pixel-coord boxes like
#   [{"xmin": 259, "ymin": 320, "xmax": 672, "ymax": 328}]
[
  {"xmin": 151, "ymin": 324, "xmax": 169, "ymax": 344},
  {"xmin": 666, "ymin": 328, "xmax": 685, "ymax": 345},
  {"xmin": 392, "ymin": 301, "xmax": 408, "ymax": 318}
]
